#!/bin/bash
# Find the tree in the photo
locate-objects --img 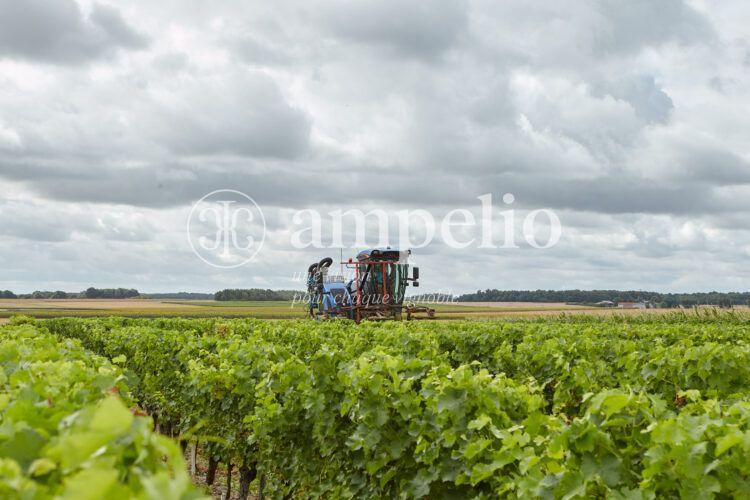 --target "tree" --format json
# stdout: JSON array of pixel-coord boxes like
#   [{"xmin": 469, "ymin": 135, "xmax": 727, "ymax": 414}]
[
  {"xmin": 214, "ymin": 289, "xmax": 300, "ymax": 301},
  {"xmin": 84, "ymin": 288, "xmax": 139, "ymax": 299},
  {"xmin": 455, "ymin": 289, "xmax": 750, "ymax": 307}
]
